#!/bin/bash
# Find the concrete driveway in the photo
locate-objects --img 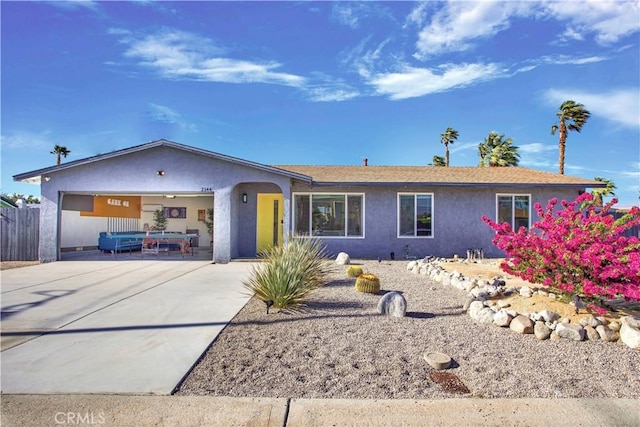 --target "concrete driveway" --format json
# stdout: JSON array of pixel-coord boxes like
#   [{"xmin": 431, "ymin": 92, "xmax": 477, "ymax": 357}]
[{"xmin": 1, "ymin": 260, "xmax": 254, "ymax": 394}]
